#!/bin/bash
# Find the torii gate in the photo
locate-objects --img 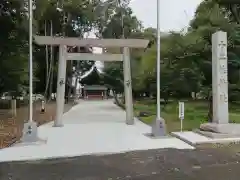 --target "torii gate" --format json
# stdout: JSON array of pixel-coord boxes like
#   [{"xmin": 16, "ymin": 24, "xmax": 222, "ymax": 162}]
[{"xmin": 34, "ymin": 36, "xmax": 149, "ymax": 126}]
